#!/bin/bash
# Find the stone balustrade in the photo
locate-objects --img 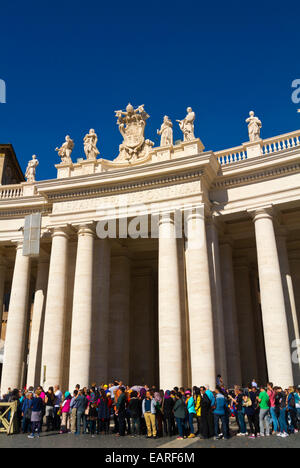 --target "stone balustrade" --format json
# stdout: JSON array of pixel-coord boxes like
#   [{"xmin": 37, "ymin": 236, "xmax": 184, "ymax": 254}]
[
  {"xmin": 216, "ymin": 129, "xmax": 300, "ymax": 165},
  {"xmin": 215, "ymin": 145, "xmax": 247, "ymax": 166},
  {"xmin": 0, "ymin": 185, "xmax": 23, "ymax": 199},
  {"xmin": 262, "ymin": 129, "xmax": 300, "ymax": 155}
]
